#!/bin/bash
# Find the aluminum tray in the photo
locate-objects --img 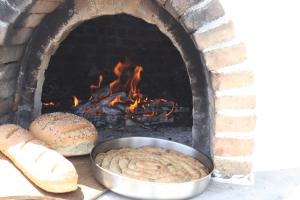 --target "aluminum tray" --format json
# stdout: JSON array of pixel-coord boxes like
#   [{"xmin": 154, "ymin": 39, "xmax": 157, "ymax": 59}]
[{"xmin": 90, "ymin": 137, "xmax": 214, "ymax": 199}]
